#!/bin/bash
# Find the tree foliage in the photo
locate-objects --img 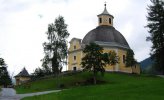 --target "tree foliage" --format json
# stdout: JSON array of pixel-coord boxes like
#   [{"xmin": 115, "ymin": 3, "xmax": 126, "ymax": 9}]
[
  {"xmin": 0, "ymin": 58, "xmax": 12, "ymax": 87},
  {"xmin": 41, "ymin": 55, "xmax": 52, "ymax": 75},
  {"xmin": 42, "ymin": 16, "xmax": 69, "ymax": 75},
  {"xmin": 146, "ymin": 0, "xmax": 164, "ymax": 74},
  {"xmin": 81, "ymin": 43, "xmax": 118, "ymax": 84},
  {"xmin": 32, "ymin": 67, "xmax": 45, "ymax": 78},
  {"xmin": 125, "ymin": 49, "xmax": 137, "ymax": 67}
]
